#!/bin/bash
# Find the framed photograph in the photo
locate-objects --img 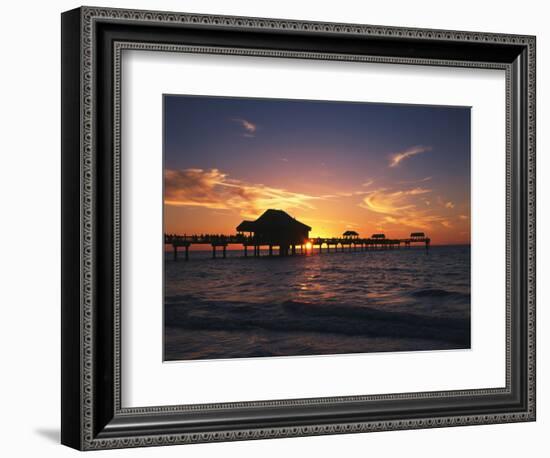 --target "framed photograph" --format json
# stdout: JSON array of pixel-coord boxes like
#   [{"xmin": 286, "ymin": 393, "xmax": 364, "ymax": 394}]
[{"xmin": 61, "ymin": 6, "xmax": 536, "ymax": 450}]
